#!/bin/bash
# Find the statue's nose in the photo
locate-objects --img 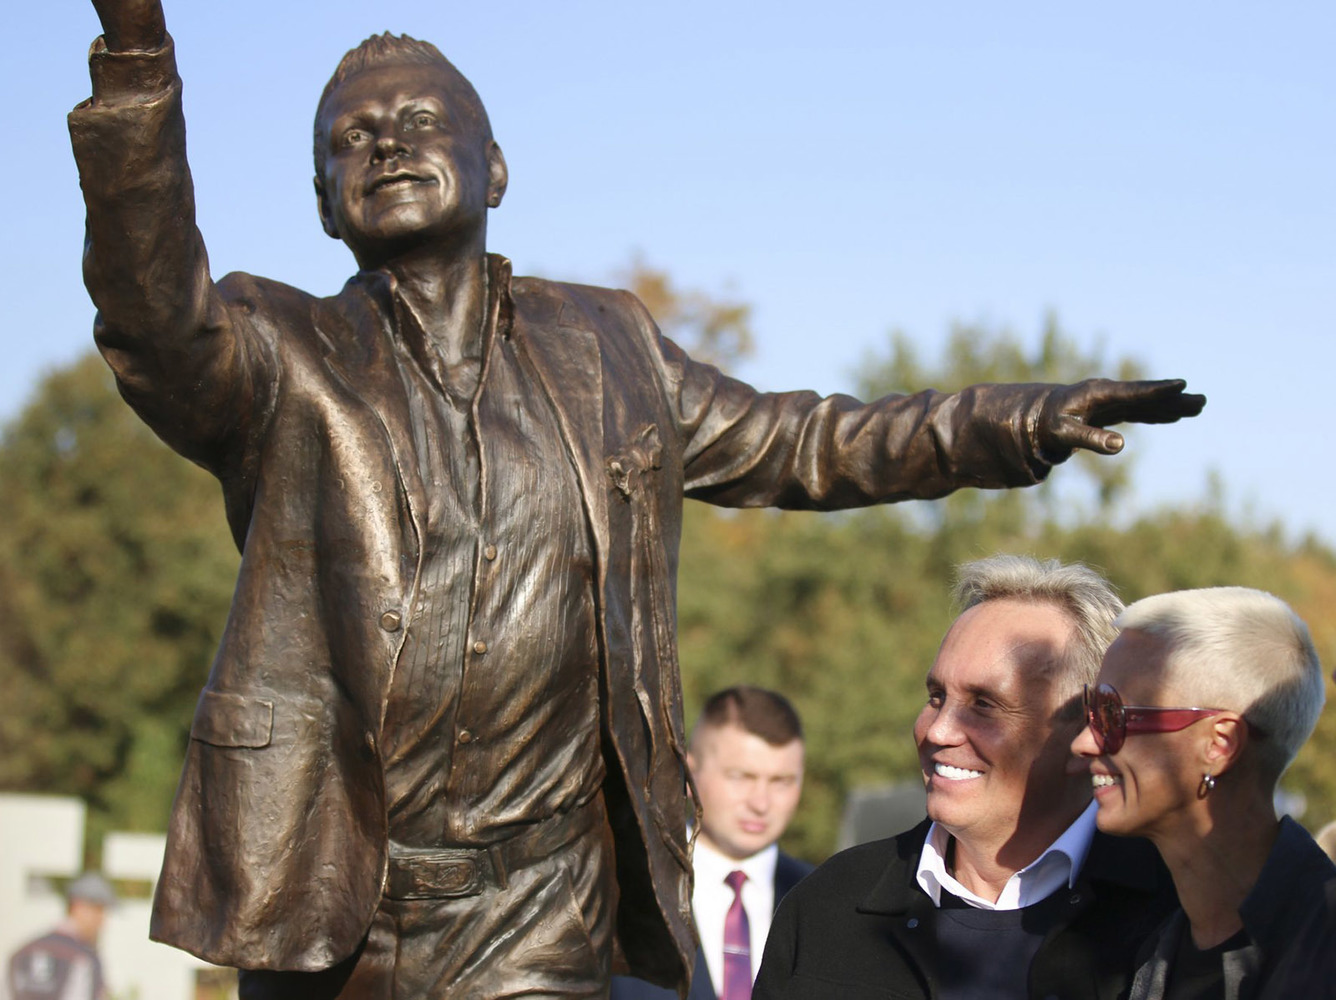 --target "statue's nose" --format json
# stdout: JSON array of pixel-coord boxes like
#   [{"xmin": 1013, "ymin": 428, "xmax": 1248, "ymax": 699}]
[{"xmin": 373, "ymin": 134, "xmax": 409, "ymax": 162}]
